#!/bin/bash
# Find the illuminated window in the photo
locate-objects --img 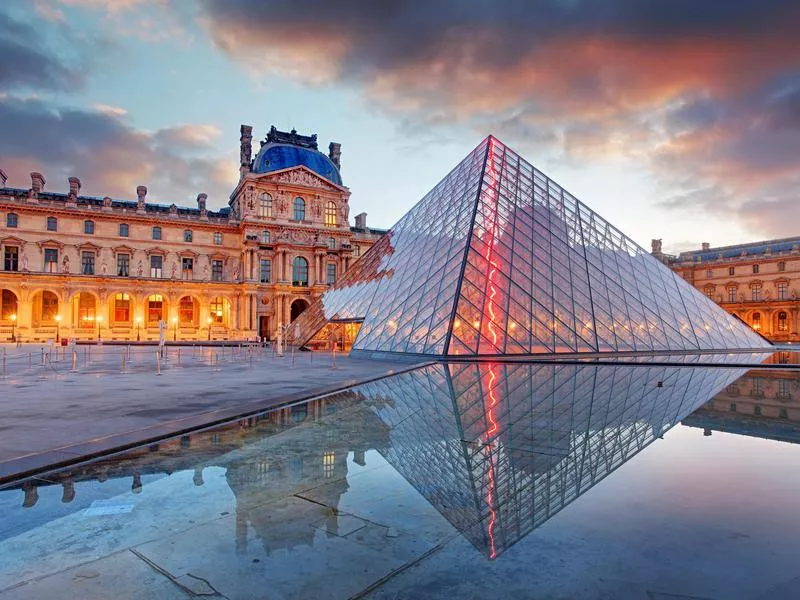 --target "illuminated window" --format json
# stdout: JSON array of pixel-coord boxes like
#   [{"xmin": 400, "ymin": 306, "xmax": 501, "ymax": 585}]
[
  {"xmin": 322, "ymin": 451, "xmax": 335, "ymax": 478},
  {"xmin": 293, "ymin": 197, "xmax": 305, "ymax": 221},
  {"xmin": 147, "ymin": 294, "xmax": 164, "ymax": 324},
  {"xmin": 150, "ymin": 255, "xmax": 163, "ymax": 278},
  {"xmin": 260, "ymin": 193, "xmax": 272, "ymax": 218},
  {"xmin": 84, "ymin": 220, "xmax": 94, "ymax": 235},
  {"xmin": 778, "ymin": 282, "xmax": 788, "ymax": 300},
  {"xmin": 77, "ymin": 293, "xmax": 96, "ymax": 324},
  {"xmin": 119, "ymin": 223, "xmax": 129, "ymax": 237},
  {"xmin": 292, "ymin": 256, "xmax": 308, "ymax": 286},
  {"xmin": 753, "ymin": 264, "xmax": 759, "ymax": 274},
  {"xmin": 113, "ymin": 293, "xmax": 130, "ymax": 322},
  {"xmin": 184, "ymin": 229, "xmax": 193, "ymax": 243},
  {"xmin": 152, "ymin": 226, "xmax": 161, "ymax": 240},
  {"xmin": 213, "ymin": 232, "xmax": 222, "ymax": 245},
  {"xmin": 41, "ymin": 291, "xmax": 58, "ymax": 321},
  {"xmin": 6, "ymin": 213, "xmax": 17, "ymax": 228},
  {"xmin": 778, "ymin": 261, "xmax": 786, "ymax": 273},
  {"xmin": 210, "ymin": 297, "xmax": 224, "ymax": 324},
  {"xmin": 81, "ymin": 251, "xmax": 95, "ymax": 275},
  {"xmin": 704, "ymin": 285, "xmax": 713, "ymax": 298},
  {"xmin": 46, "ymin": 216, "xmax": 57, "ymax": 231},
  {"xmin": 778, "ymin": 311, "xmax": 788, "ymax": 332},
  {"xmin": 1, "ymin": 289, "xmax": 18, "ymax": 320},
  {"xmin": 327, "ymin": 263, "xmax": 336, "ymax": 285},
  {"xmin": 751, "ymin": 284, "xmax": 761, "ymax": 301},
  {"xmin": 179, "ymin": 296, "xmax": 195, "ymax": 325},
  {"xmin": 752, "ymin": 312, "xmax": 761, "ymax": 330},
  {"xmin": 324, "ymin": 201, "xmax": 337, "ymax": 226},
  {"xmin": 117, "ymin": 253, "xmax": 130, "ymax": 277}
]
